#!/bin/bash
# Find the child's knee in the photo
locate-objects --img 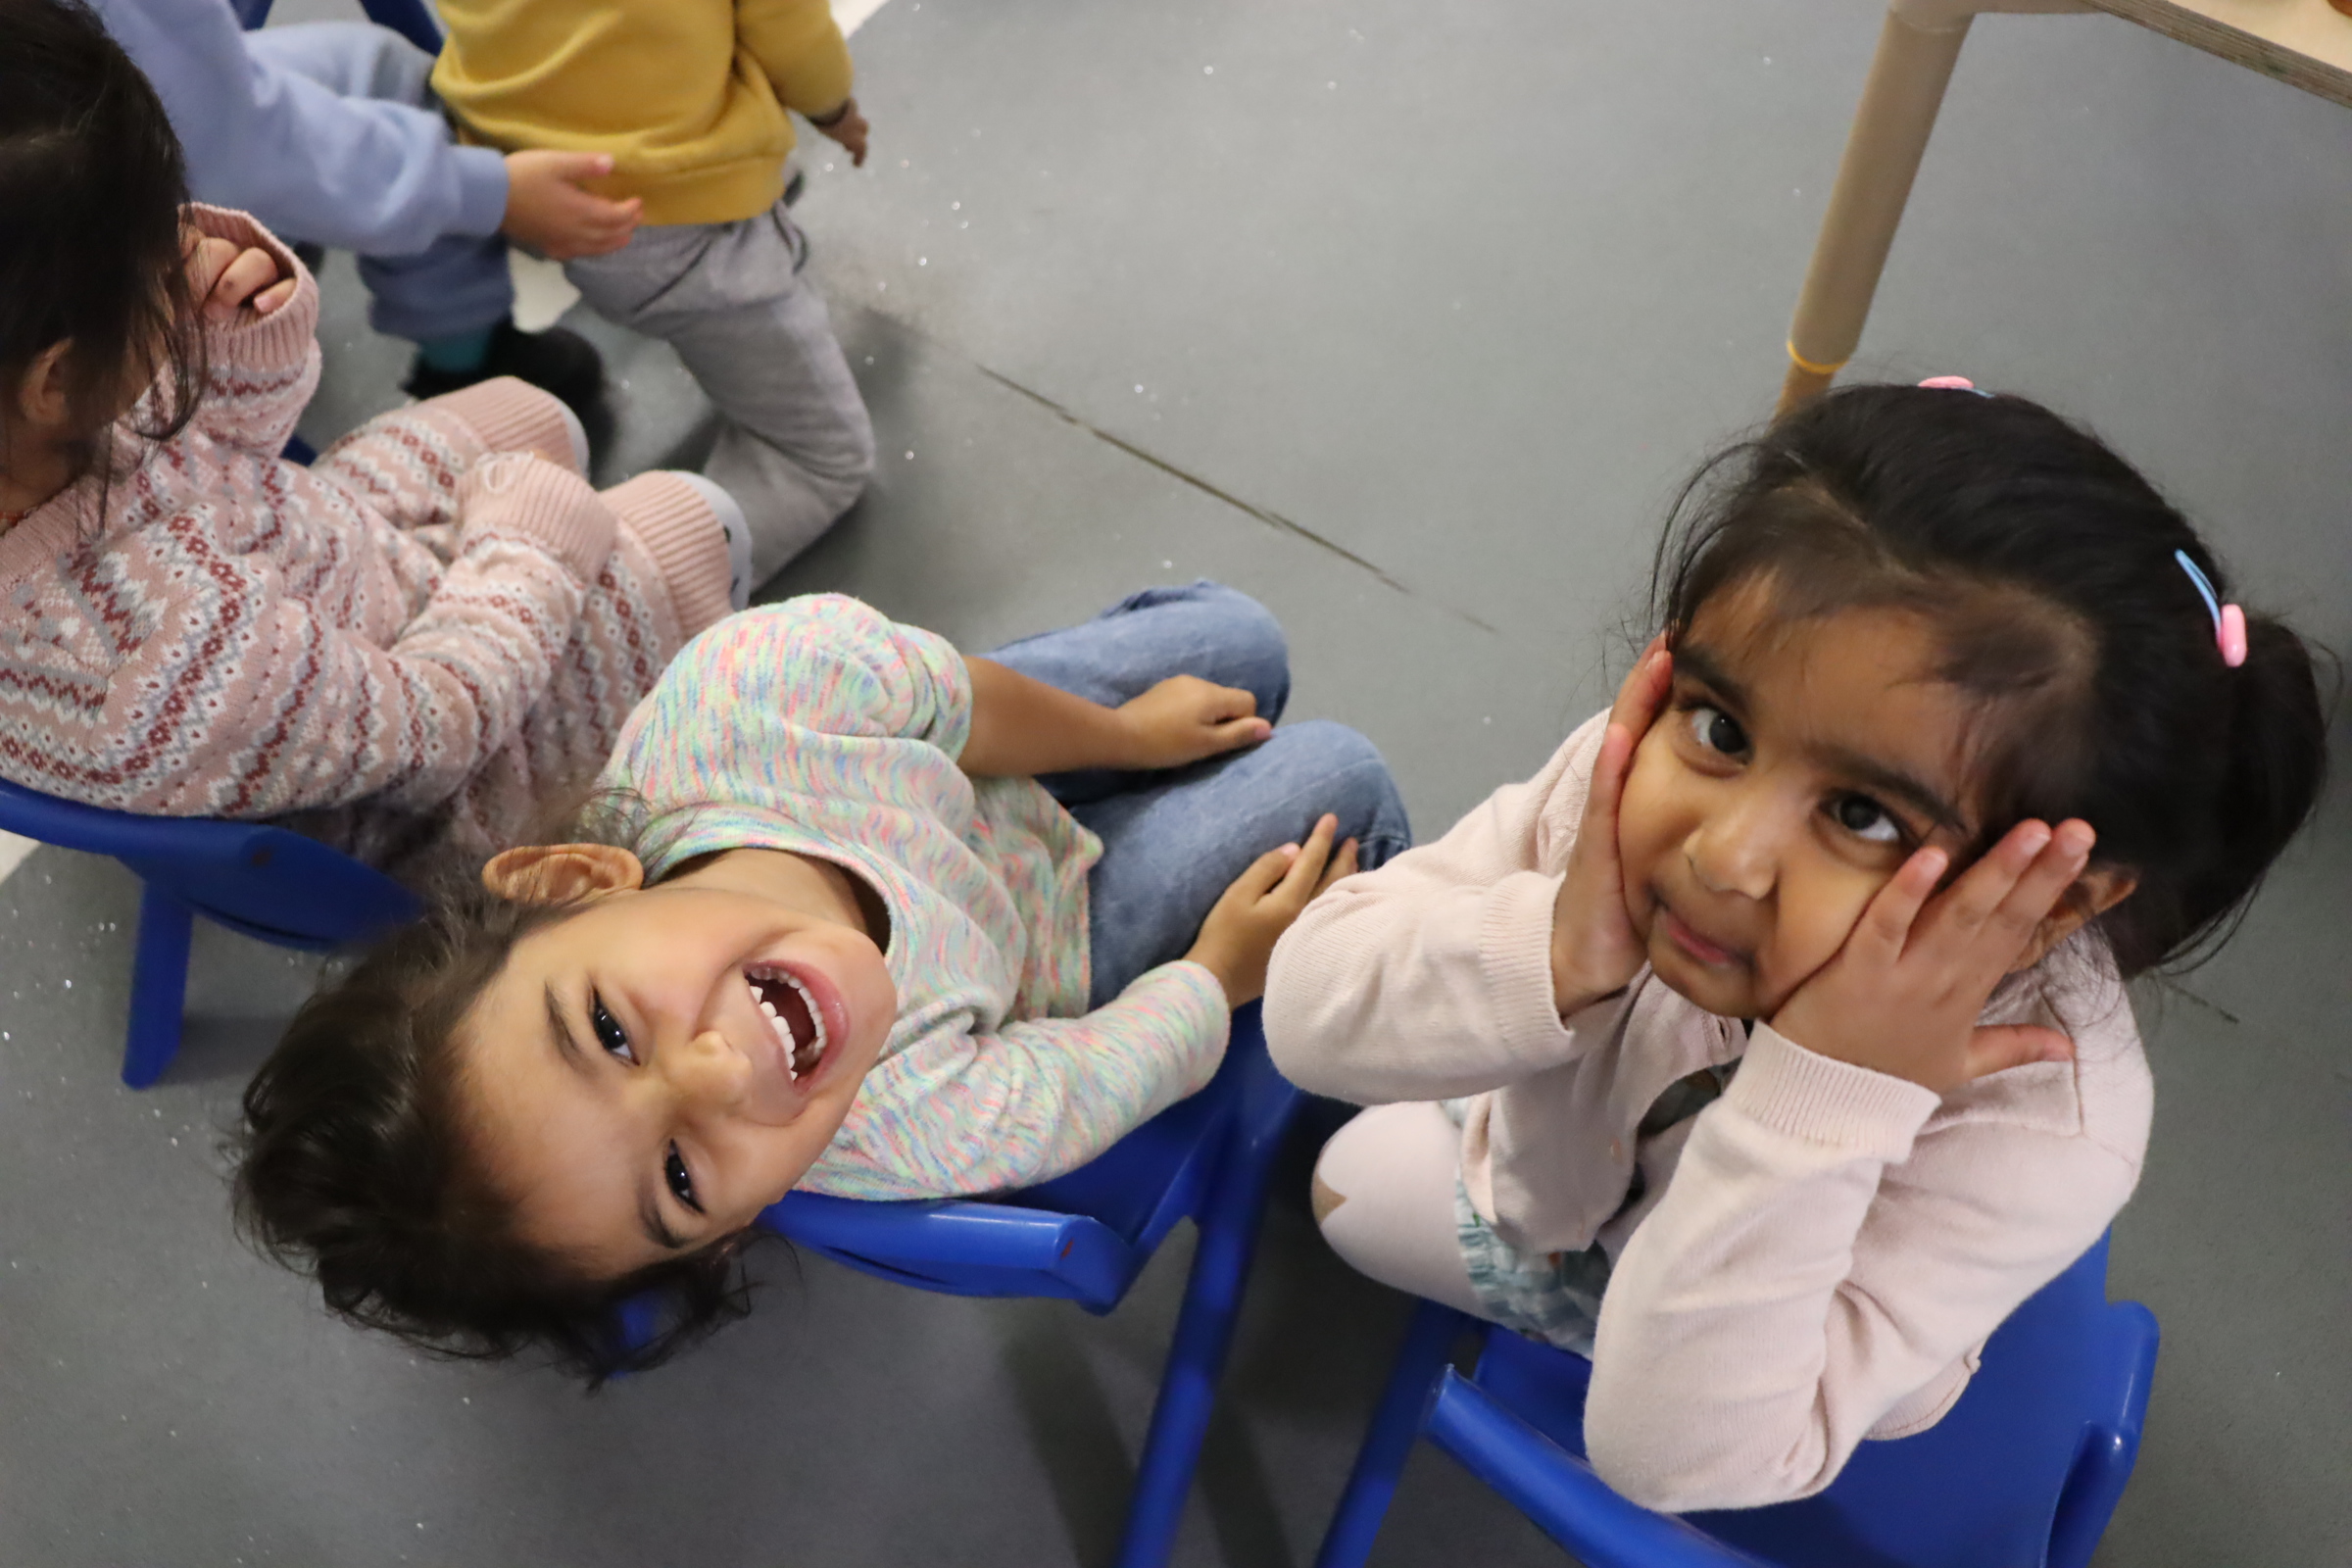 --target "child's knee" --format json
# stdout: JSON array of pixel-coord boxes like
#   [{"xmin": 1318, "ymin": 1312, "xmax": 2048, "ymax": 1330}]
[{"xmin": 1283, "ymin": 721, "xmax": 1410, "ymax": 861}]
